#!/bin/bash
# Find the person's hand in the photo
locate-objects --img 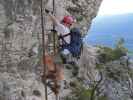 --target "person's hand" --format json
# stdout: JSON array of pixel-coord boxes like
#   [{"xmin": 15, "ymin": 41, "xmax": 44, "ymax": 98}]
[{"xmin": 45, "ymin": 9, "xmax": 50, "ymax": 14}]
